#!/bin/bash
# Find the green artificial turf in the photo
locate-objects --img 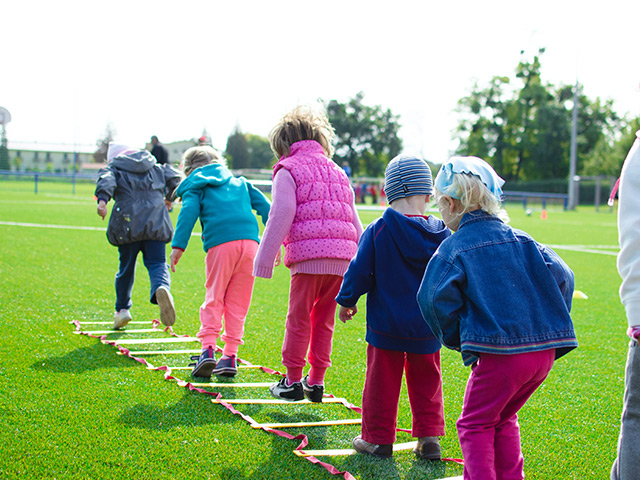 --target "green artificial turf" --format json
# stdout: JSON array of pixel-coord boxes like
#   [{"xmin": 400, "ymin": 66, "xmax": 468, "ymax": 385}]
[{"xmin": 0, "ymin": 179, "xmax": 626, "ymax": 479}]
